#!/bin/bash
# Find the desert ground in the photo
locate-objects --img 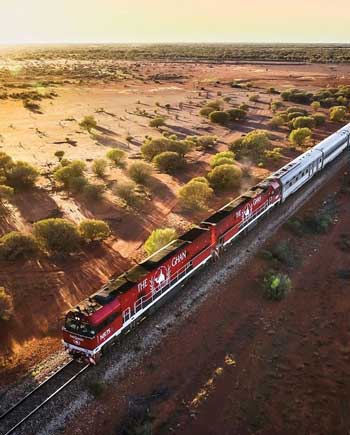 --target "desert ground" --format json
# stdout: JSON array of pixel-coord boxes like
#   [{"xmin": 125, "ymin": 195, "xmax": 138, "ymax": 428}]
[{"xmin": 0, "ymin": 48, "xmax": 349, "ymax": 418}]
